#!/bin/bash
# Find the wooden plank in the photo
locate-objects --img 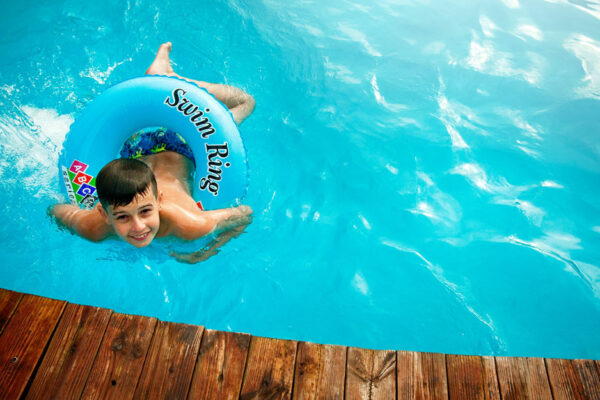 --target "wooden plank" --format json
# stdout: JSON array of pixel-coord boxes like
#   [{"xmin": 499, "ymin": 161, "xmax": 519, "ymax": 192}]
[
  {"xmin": 292, "ymin": 341, "xmax": 347, "ymax": 400},
  {"xmin": 188, "ymin": 329, "xmax": 250, "ymax": 400},
  {"xmin": 239, "ymin": 336, "xmax": 297, "ymax": 400},
  {"xmin": 545, "ymin": 358, "xmax": 588, "ymax": 400},
  {"xmin": 132, "ymin": 321, "xmax": 203, "ymax": 400},
  {"xmin": 572, "ymin": 359, "xmax": 600, "ymax": 399},
  {"xmin": 446, "ymin": 354, "xmax": 500, "ymax": 400},
  {"xmin": 495, "ymin": 356, "xmax": 552, "ymax": 400},
  {"xmin": 346, "ymin": 347, "xmax": 396, "ymax": 400},
  {"xmin": 0, "ymin": 294, "xmax": 65, "ymax": 399},
  {"xmin": 80, "ymin": 312, "xmax": 157, "ymax": 400},
  {"xmin": 24, "ymin": 303, "xmax": 112, "ymax": 400},
  {"xmin": 397, "ymin": 351, "xmax": 448, "ymax": 400},
  {"xmin": 0, "ymin": 289, "xmax": 22, "ymax": 335}
]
